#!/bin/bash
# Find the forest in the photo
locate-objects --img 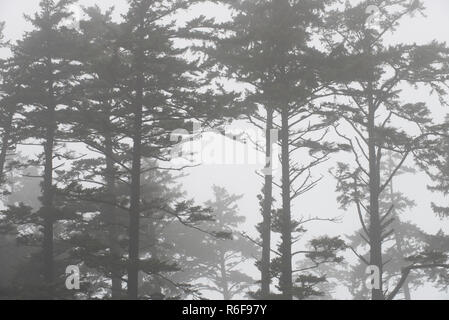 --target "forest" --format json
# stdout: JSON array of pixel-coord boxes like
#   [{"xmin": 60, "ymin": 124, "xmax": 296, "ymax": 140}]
[{"xmin": 0, "ymin": 0, "xmax": 448, "ymax": 300}]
